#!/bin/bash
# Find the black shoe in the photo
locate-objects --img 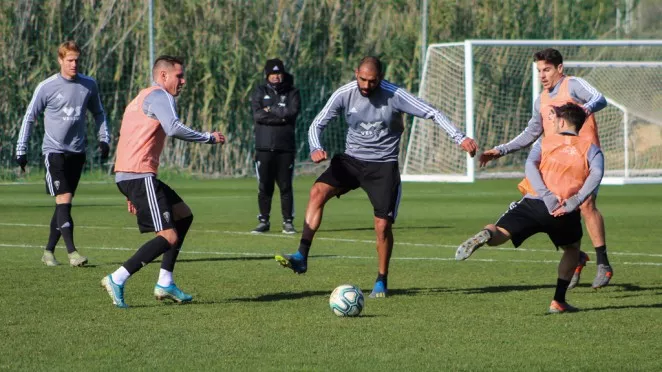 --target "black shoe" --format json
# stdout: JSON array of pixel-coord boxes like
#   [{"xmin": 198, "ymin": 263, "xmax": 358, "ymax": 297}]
[{"xmin": 251, "ymin": 221, "xmax": 270, "ymax": 234}]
